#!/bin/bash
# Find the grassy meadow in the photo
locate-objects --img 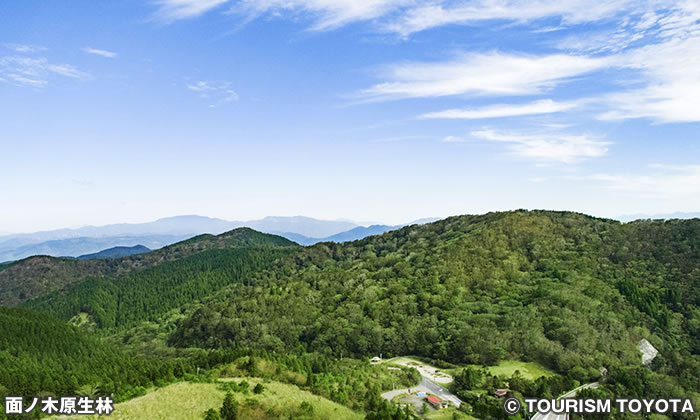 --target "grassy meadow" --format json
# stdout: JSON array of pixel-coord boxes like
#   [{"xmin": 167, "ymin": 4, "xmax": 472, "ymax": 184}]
[{"xmin": 57, "ymin": 379, "xmax": 362, "ymax": 420}]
